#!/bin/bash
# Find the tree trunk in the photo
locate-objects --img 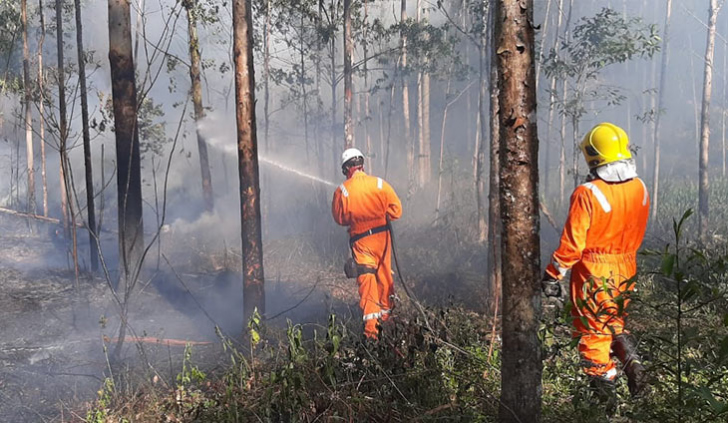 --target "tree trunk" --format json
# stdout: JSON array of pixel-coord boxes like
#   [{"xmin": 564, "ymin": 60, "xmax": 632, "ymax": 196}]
[
  {"xmin": 233, "ymin": 0, "xmax": 265, "ymax": 321},
  {"xmin": 534, "ymin": 0, "xmax": 552, "ymax": 92},
  {"xmin": 558, "ymin": 0, "xmax": 573, "ymax": 208},
  {"xmin": 74, "ymin": 0, "xmax": 99, "ymax": 271},
  {"xmin": 401, "ymin": 0, "xmax": 412, "ymax": 180},
  {"xmin": 572, "ymin": 116, "xmax": 579, "ymax": 188},
  {"xmin": 263, "ymin": 0, "xmax": 270, "ymax": 153},
  {"xmin": 416, "ymin": 0, "xmax": 431, "ymax": 188},
  {"xmin": 343, "ymin": 0, "xmax": 354, "ymax": 150},
  {"xmin": 22, "ymin": 0, "xmax": 36, "ymax": 216},
  {"xmin": 487, "ymin": 1, "xmax": 501, "ymax": 313},
  {"xmin": 545, "ymin": 0, "xmax": 564, "ymax": 200},
  {"xmin": 300, "ymin": 14, "xmax": 310, "ymax": 162},
  {"xmin": 330, "ymin": 3, "xmax": 338, "ymax": 179},
  {"xmin": 722, "ymin": 39, "xmax": 726, "ymax": 177},
  {"xmin": 495, "ymin": 1, "xmax": 542, "ymax": 421},
  {"xmin": 185, "ymin": 0, "xmax": 214, "ymax": 212},
  {"xmin": 698, "ymin": 0, "xmax": 722, "ymax": 243},
  {"xmin": 651, "ymin": 0, "xmax": 672, "ymax": 219},
  {"xmin": 57, "ymin": 0, "xmax": 79, "ymax": 282},
  {"xmin": 363, "ymin": 0, "xmax": 371, "ymax": 171},
  {"xmin": 108, "ymin": 0, "xmax": 145, "ymax": 276},
  {"xmin": 38, "ymin": 0, "xmax": 48, "ymax": 217},
  {"xmin": 476, "ymin": 1, "xmax": 489, "ymax": 243}
]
